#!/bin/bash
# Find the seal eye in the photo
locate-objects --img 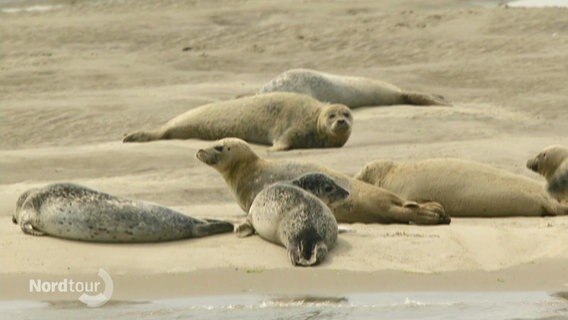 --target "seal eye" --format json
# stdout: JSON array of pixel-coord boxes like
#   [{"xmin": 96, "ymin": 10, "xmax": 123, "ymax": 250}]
[
  {"xmin": 214, "ymin": 146, "xmax": 224, "ymax": 152},
  {"xmin": 343, "ymin": 112, "xmax": 350, "ymax": 117},
  {"xmin": 329, "ymin": 114, "xmax": 336, "ymax": 119},
  {"xmin": 324, "ymin": 185, "xmax": 334, "ymax": 193}
]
